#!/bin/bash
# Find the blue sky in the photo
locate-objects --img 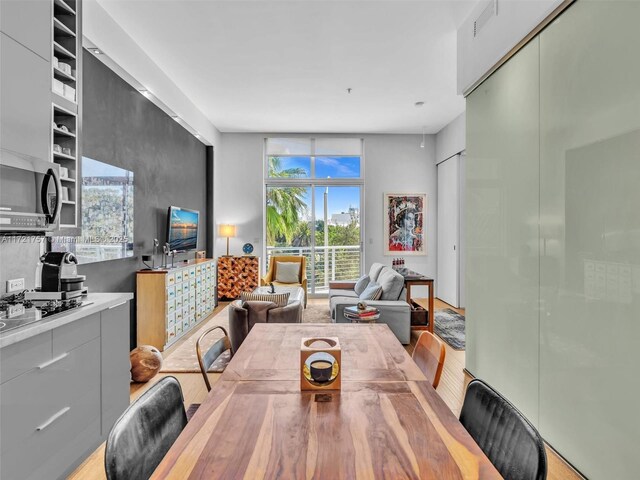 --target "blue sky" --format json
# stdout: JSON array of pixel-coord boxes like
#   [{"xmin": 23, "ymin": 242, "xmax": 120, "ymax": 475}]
[{"xmin": 273, "ymin": 156, "xmax": 360, "ymax": 179}]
